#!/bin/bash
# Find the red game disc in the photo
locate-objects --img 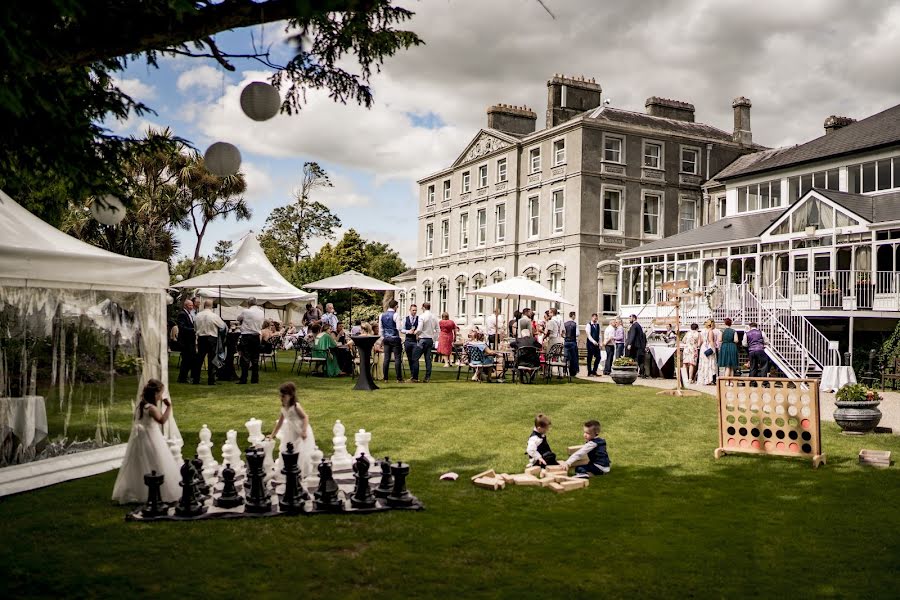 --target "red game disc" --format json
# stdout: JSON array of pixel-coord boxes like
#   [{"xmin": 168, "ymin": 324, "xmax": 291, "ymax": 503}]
[
  {"xmin": 776, "ymin": 442, "xmax": 785, "ymax": 450},
  {"xmin": 801, "ymin": 419, "xmax": 810, "ymax": 429},
  {"xmin": 789, "ymin": 442, "xmax": 799, "ymax": 452},
  {"xmin": 751, "ymin": 440, "xmax": 761, "ymax": 449}
]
